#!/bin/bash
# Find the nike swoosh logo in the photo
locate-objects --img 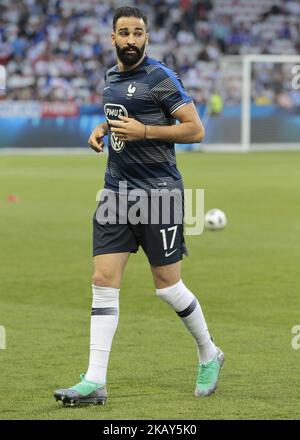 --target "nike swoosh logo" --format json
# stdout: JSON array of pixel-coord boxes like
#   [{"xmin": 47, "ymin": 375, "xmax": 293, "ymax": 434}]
[
  {"xmin": 104, "ymin": 87, "xmax": 110, "ymax": 91},
  {"xmin": 165, "ymin": 249, "xmax": 177, "ymax": 257}
]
